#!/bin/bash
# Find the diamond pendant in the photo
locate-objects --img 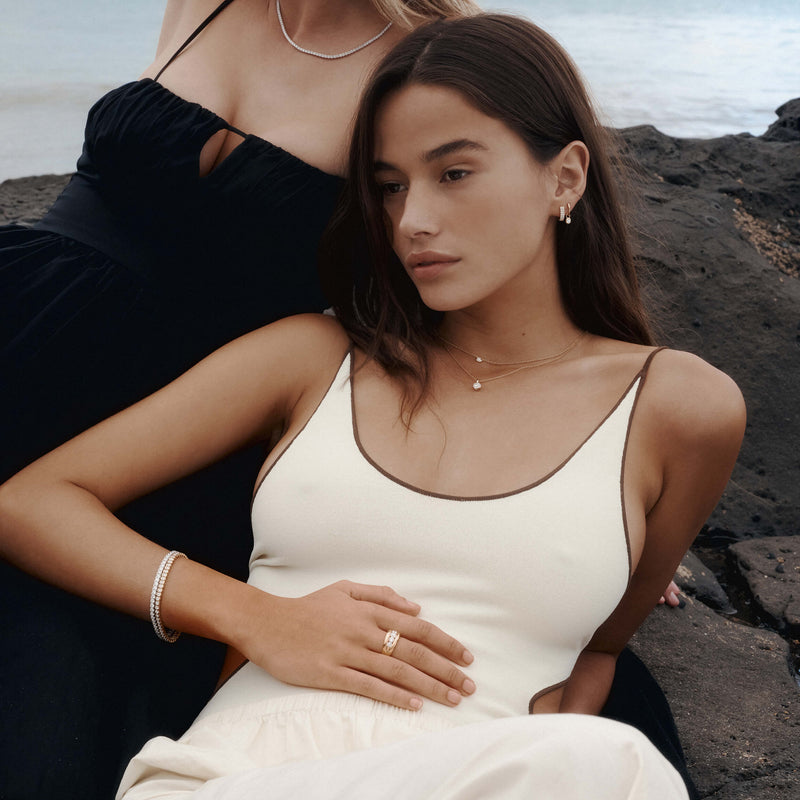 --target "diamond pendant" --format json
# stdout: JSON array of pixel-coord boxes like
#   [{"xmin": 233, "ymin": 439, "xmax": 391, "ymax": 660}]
[
  {"xmin": 475, "ymin": 356, "xmax": 483, "ymax": 363},
  {"xmin": 472, "ymin": 380, "xmax": 482, "ymax": 390}
]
